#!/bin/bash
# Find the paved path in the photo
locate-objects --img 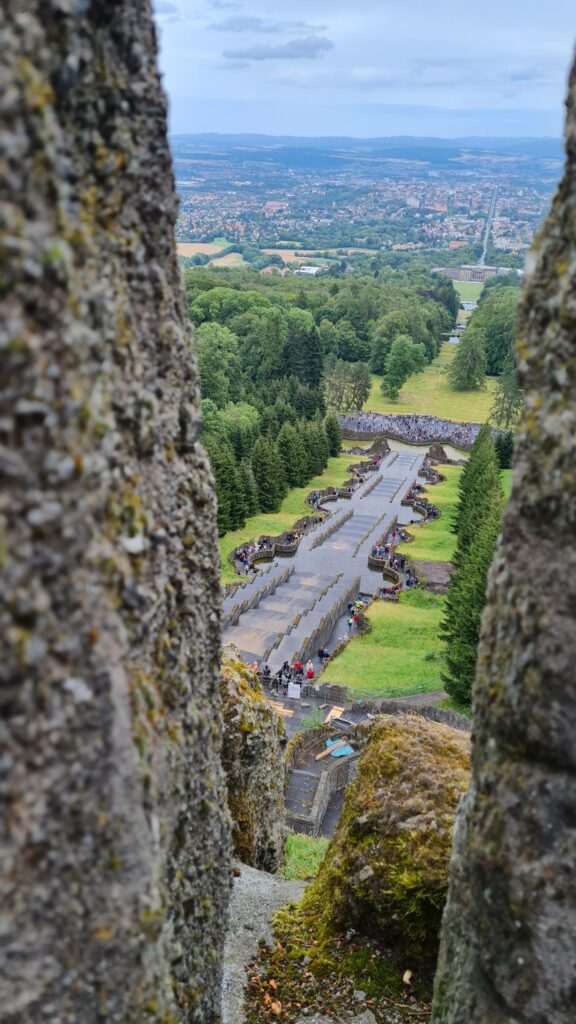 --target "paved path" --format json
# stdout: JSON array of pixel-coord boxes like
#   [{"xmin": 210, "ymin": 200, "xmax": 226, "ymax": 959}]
[
  {"xmin": 221, "ymin": 861, "xmax": 307, "ymax": 1024},
  {"xmin": 222, "ymin": 449, "xmax": 424, "ymax": 670}
]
